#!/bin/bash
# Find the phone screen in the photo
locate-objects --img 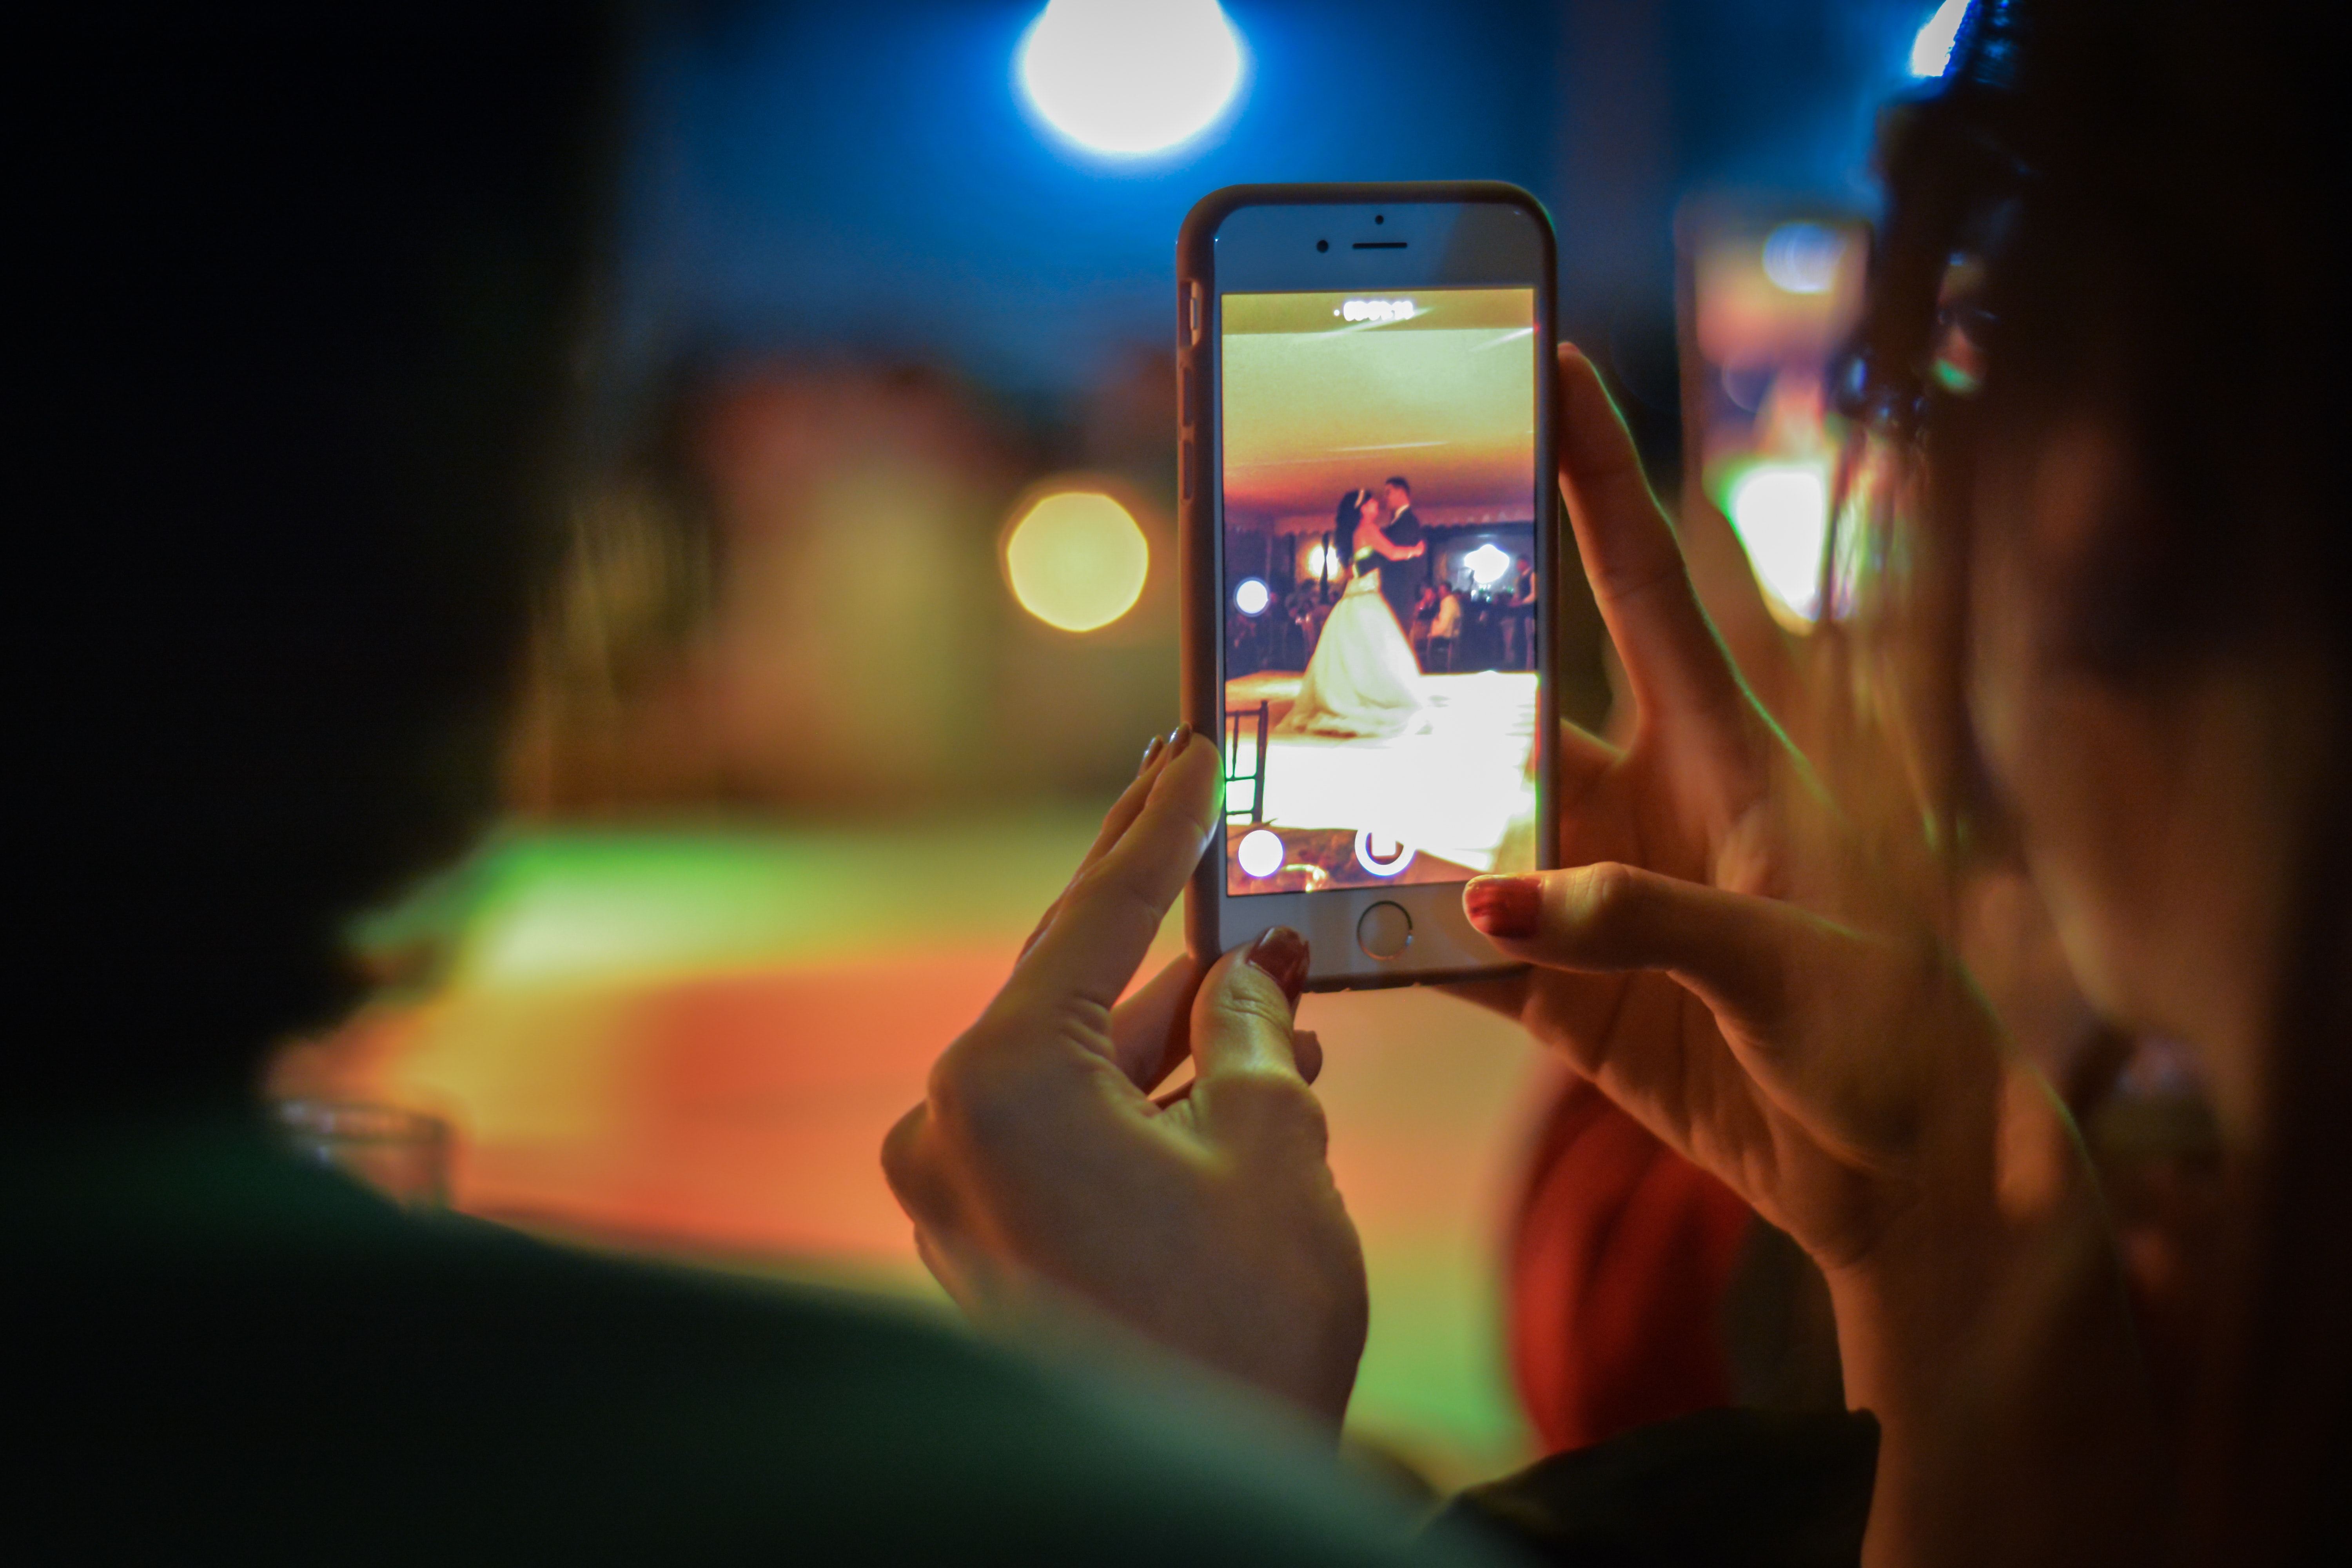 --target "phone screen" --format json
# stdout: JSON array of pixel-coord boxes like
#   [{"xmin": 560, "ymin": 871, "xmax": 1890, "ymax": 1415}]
[
  {"xmin": 1216, "ymin": 285, "xmax": 1541, "ymax": 899},
  {"xmin": 1685, "ymin": 214, "xmax": 1869, "ymax": 627}
]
